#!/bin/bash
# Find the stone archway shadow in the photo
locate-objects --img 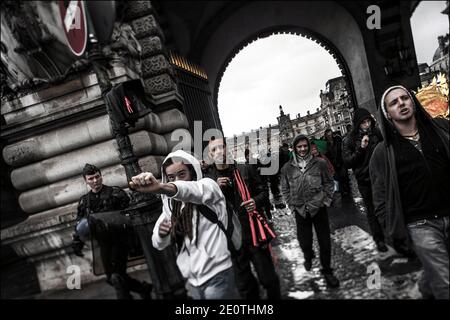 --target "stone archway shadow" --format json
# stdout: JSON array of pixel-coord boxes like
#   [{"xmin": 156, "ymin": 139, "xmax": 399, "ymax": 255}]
[{"xmin": 195, "ymin": 1, "xmax": 377, "ymax": 114}]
